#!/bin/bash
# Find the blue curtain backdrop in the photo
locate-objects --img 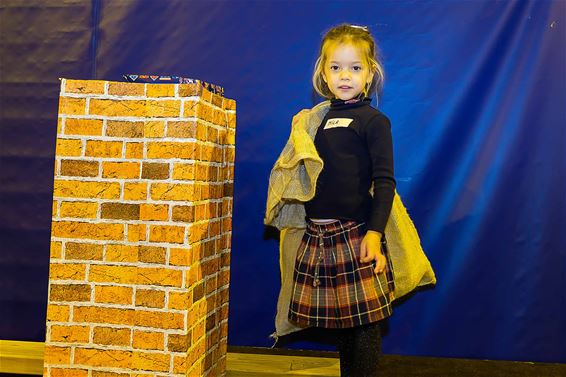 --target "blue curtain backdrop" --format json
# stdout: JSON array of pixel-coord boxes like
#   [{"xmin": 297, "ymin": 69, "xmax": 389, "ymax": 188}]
[{"xmin": 0, "ymin": 0, "xmax": 564, "ymax": 363}]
